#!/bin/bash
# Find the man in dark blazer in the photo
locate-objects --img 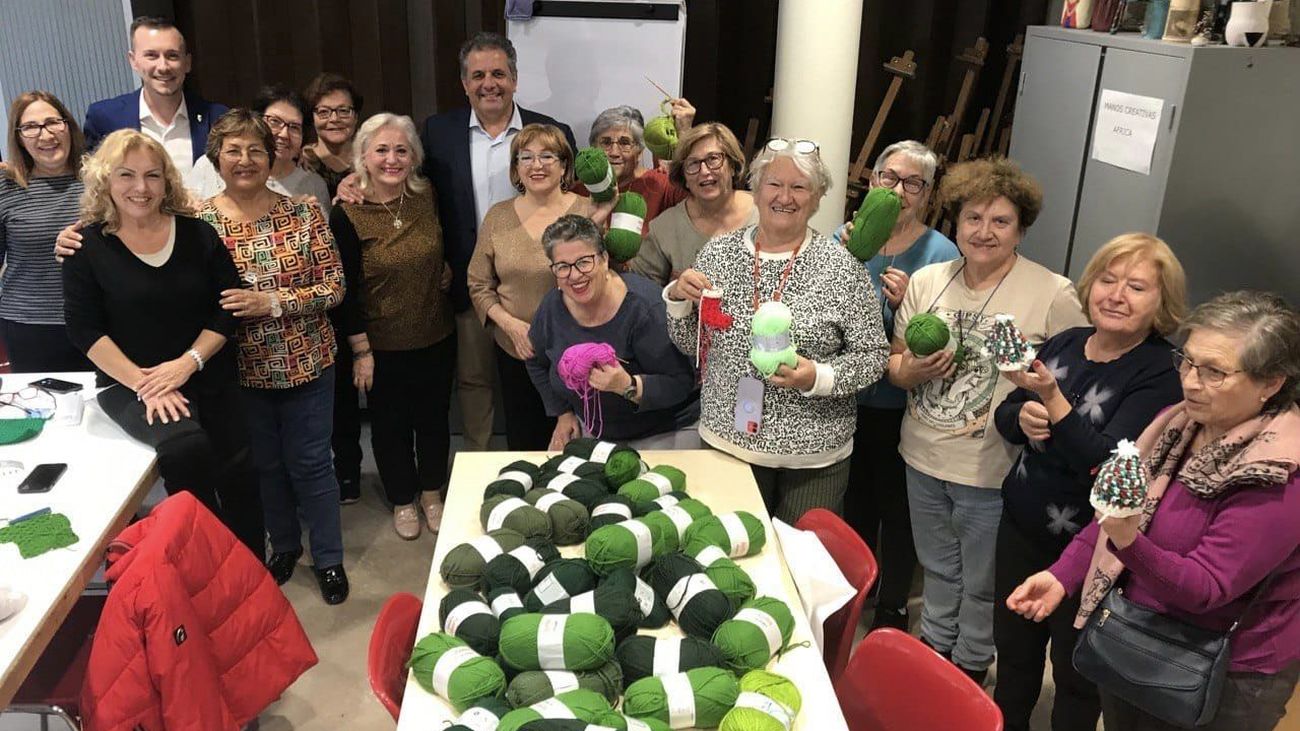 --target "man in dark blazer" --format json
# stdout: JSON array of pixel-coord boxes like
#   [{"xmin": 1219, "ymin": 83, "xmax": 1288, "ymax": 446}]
[
  {"xmin": 83, "ymin": 16, "xmax": 226, "ymax": 174},
  {"xmin": 420, "ymin": 31, "xmax": 576, "ymax": 453}
]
